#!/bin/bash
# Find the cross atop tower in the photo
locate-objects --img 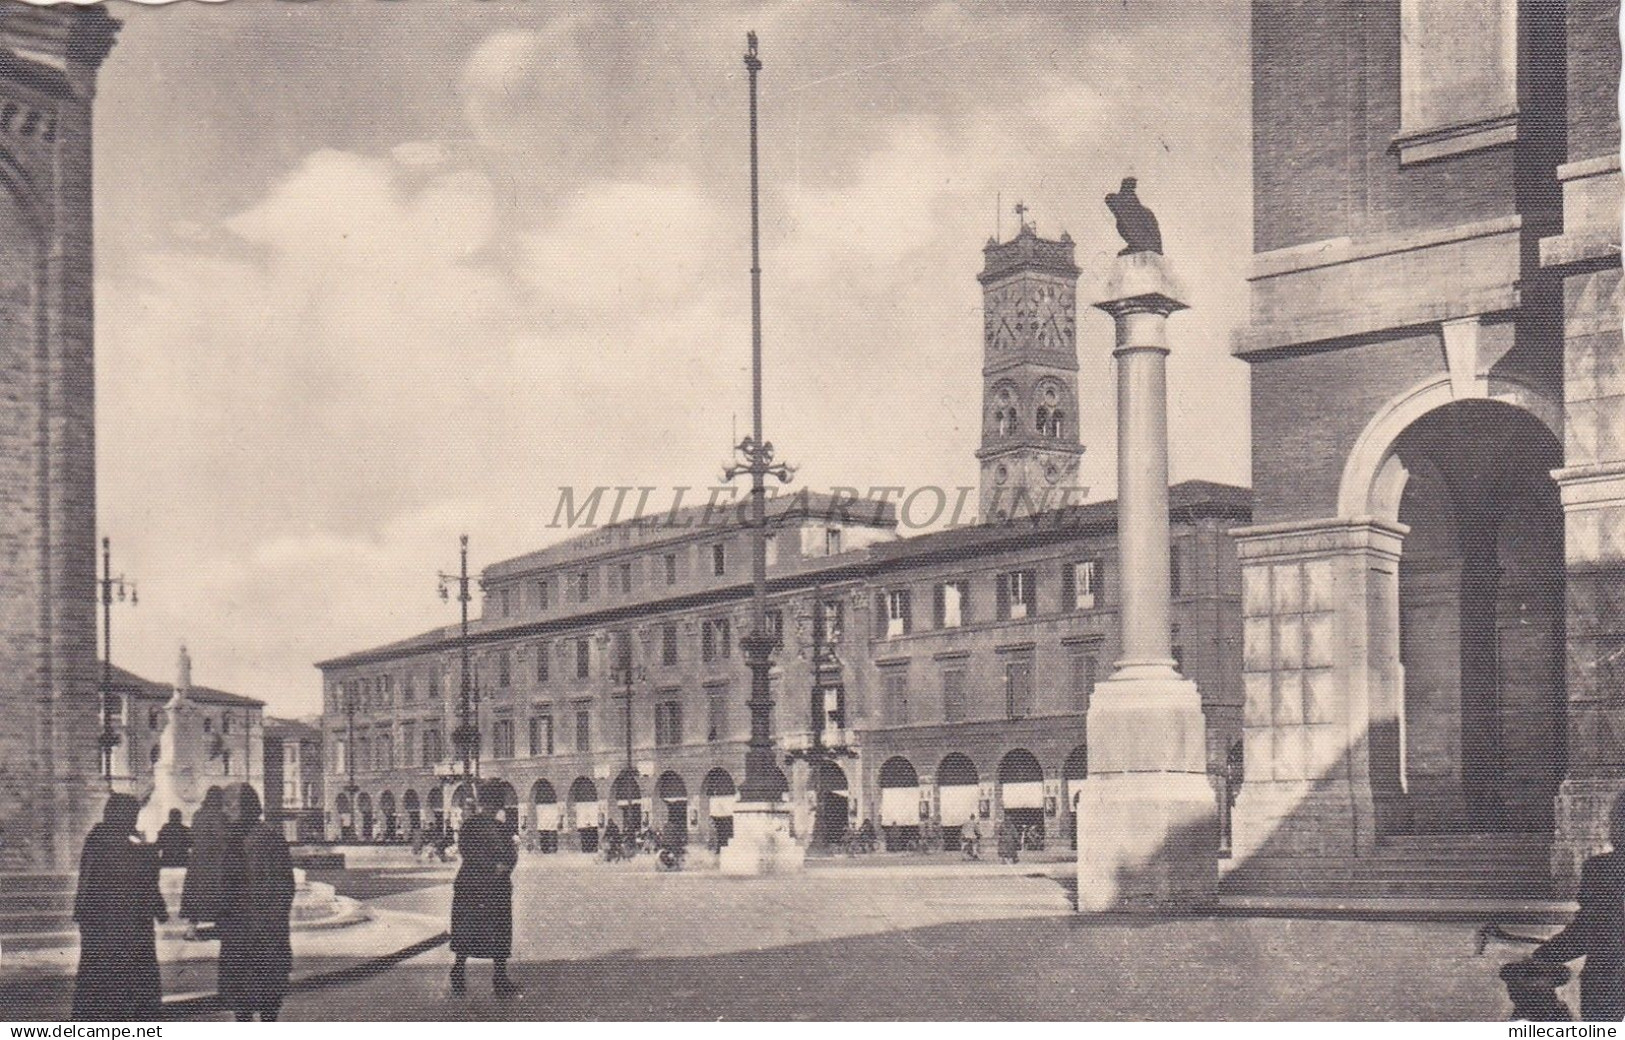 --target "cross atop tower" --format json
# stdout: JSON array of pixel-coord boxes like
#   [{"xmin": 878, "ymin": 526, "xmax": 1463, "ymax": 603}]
[{"xmin": 1014, "ymin": 200, "xmax": 1030, "ymax": 230}]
